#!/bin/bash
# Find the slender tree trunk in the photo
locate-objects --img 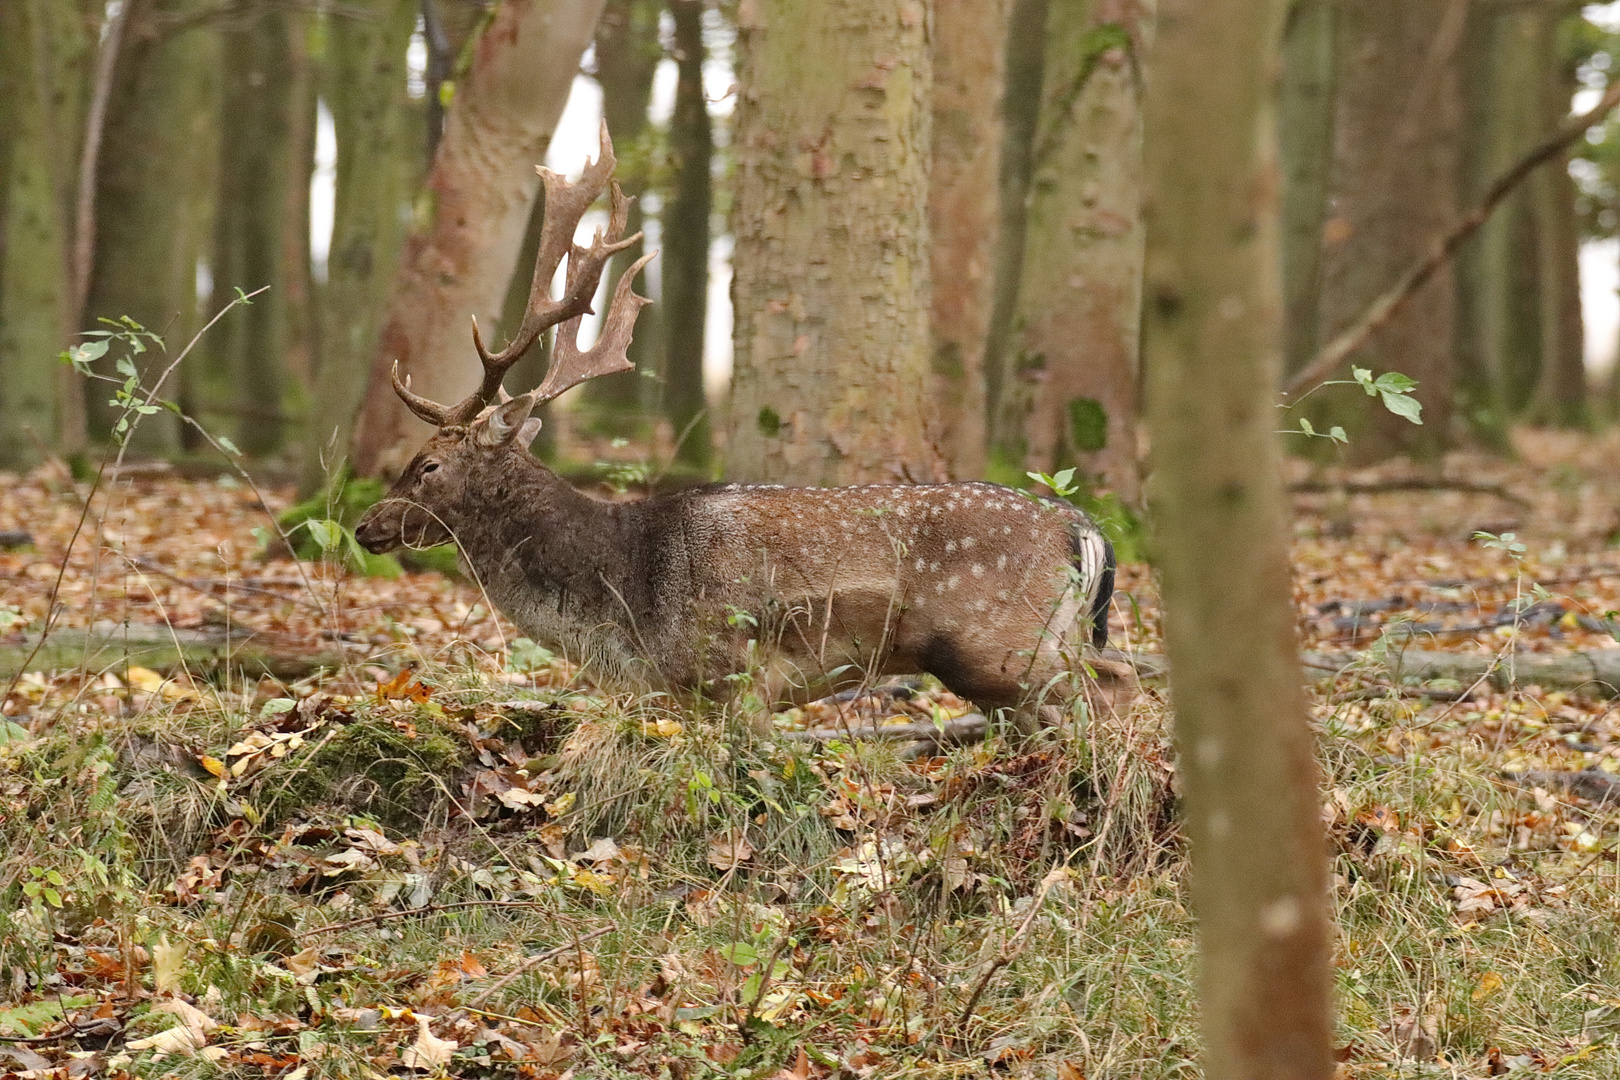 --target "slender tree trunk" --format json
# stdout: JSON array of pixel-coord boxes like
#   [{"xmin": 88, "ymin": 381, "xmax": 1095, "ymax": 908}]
[
  {"xmin": 982, "ymin": 0, "xmax": 1049, "ymax": 446},
  {"xmin": 661, "ymin": 0, "xmax": 712, "ymax": 471},
  {"xmin": 280, "ymin": 12, "xmax": 317, "ymax": 420},
  {"xmin": 1313, "ymin": 0, "xmax": 1464, "ymax": 461},
  {"xmin": 1529, "ymin": 11, "xmax": 1585, "ymax": 428},
  {"xmin": 991, "ymin": 0, "xmax": 1153, "ymax": 504},
  {"xmin": 0, "ymin": 0, "xmax": 96, "ymax": 468},
  {"xmin": 194, "ymin": 2, "xmax": 302, "ymax": 457},
  {"xmin": 1459, "ymin": 0, "xmax": 1539, "ymax": 443},
  {"xmin": 350, "ymin": 0, "xmax": 608, "ymax": 477},
  {"xmin": 929, "ymin": 0, "xmax": 1009, "ymax": 480},
  {"xmin": 1142, "ymin": 0, "xmax": 1333, "ymax": 1075},
  {"xmin": 303, "ymin": 0, "xmax": 424, "ymax": 492},
  {"xmin": 85, "ymin": 0, "xmax": 220, "ymax": 457},
  {"xmin": 578, "ymin": 0, "xmax": 662, "ymax": 434},
  {"xmin": 1277, "ymin": 0, "xmax": 1335, "ymax": 378},
  {"xmin": 727, "ymin": 0, "xmax": 937, "ymax": 485}
]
